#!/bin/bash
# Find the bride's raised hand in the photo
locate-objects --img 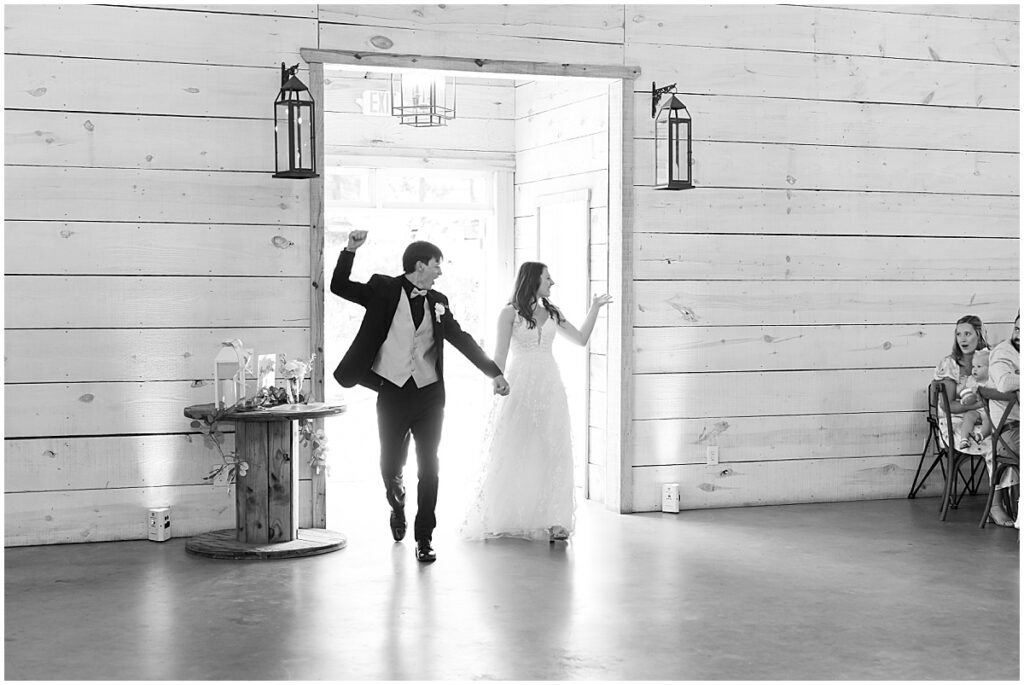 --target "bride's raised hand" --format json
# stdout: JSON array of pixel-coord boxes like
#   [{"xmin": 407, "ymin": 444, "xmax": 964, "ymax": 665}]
[{"xmin": 591, "ymin": 294, "xmax": 613, "ymax": 310}]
